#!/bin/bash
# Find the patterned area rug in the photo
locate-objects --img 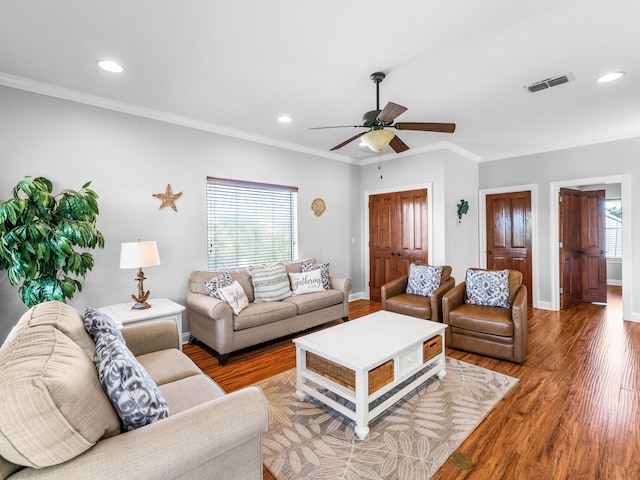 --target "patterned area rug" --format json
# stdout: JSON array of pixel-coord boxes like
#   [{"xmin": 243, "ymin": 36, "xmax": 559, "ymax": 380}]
[{"xmin": 257, "ymin": 357, "xmax": 518, "ymax": 480}]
